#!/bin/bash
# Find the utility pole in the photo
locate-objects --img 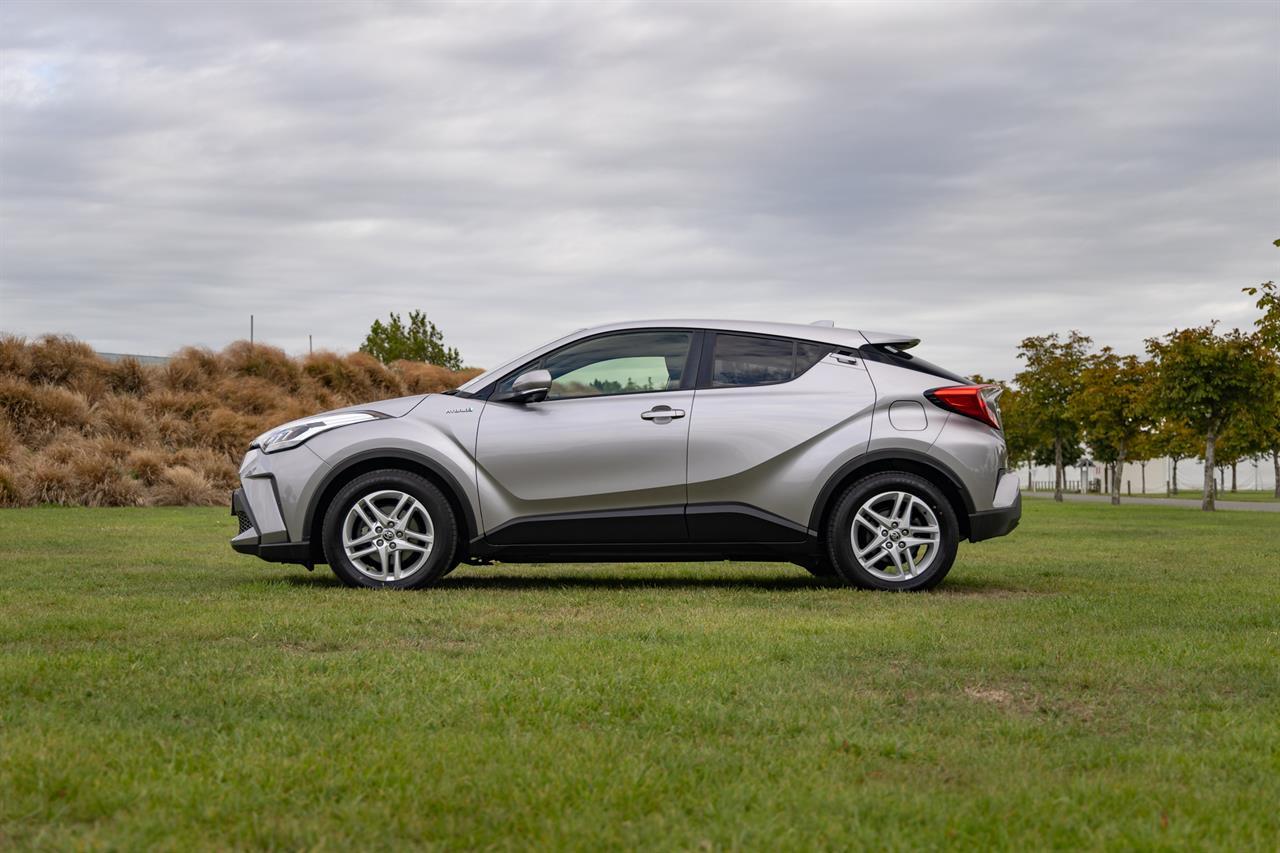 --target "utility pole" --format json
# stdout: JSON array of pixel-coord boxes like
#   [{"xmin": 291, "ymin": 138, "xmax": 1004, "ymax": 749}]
[
  {"xmin": 250, "ymin": 315, "xmax": 254, "ymax": 344},
  {"xmin": 309, "ymin": 334, "xmax": 313, "ymax": 355}
]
